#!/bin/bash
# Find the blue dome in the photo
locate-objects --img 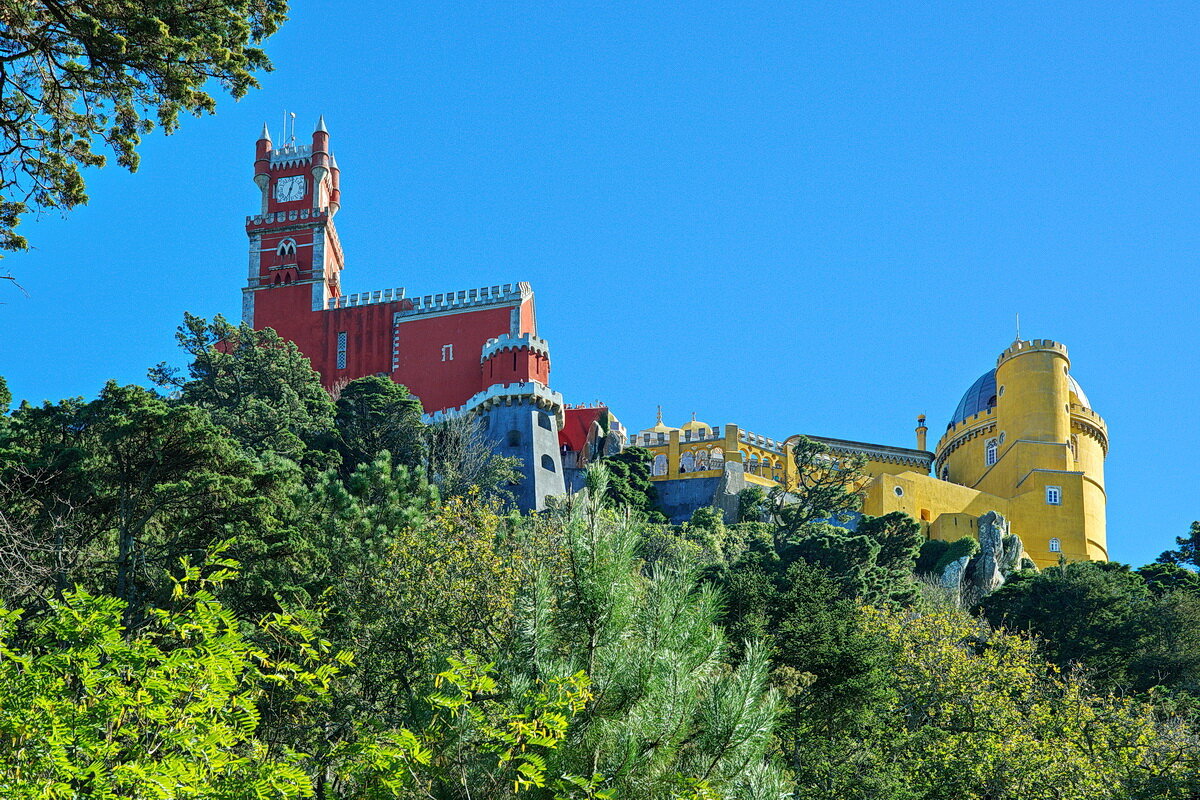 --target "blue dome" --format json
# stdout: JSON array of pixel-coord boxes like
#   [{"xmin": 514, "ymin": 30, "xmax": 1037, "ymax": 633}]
[{"xmin": 949, "ymin": 370, "xmax": 997, "ymax": 428}]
